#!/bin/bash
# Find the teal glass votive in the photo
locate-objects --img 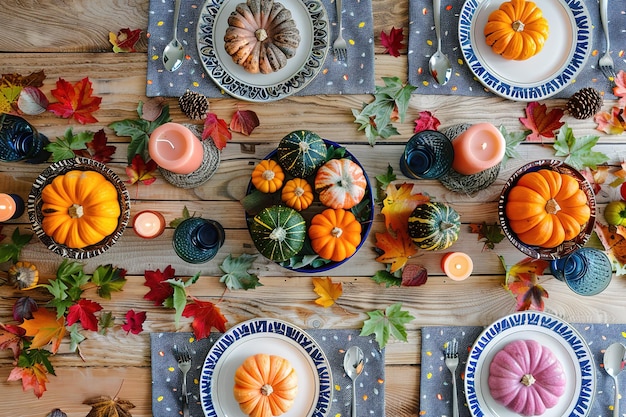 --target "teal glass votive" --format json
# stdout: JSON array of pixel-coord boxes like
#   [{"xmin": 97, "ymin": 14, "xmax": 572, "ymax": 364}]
[
  {"xmin": 173, "ymin": 217, "xmax": 225, "ymax": 264},
  {"xmin": 550, "ymin": 247, "xmax": 612, "ymax": 296},
  {"xmin": 0, "ymin": 113, "xmax": 51, "ymax": 163},
  {"xmin": 400, "ymin": 130, "xmax": 454, "ymax": 179}
]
